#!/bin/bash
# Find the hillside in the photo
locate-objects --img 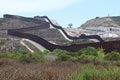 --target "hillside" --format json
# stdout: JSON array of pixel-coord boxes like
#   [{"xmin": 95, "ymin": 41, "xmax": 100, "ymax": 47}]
[
  {"xmin": 80, "ymin": 16, "xmax": 120, "ymax": 28},
  {"xmin": 0, "ymin": 14, "xmax": 64, "ymax": 40},
  {"xmin": 0, "ymin": 14, "xmax": 72, "ymax": 52},
  {"xmin": 25, "ymin": 29, "xmax": 70, "ymax": 45}
]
